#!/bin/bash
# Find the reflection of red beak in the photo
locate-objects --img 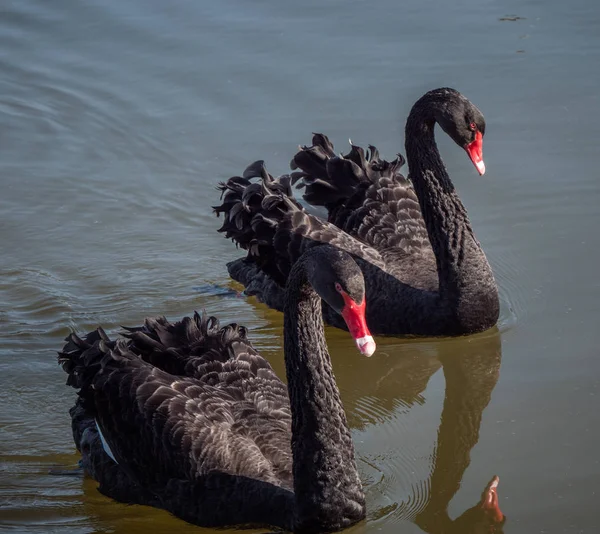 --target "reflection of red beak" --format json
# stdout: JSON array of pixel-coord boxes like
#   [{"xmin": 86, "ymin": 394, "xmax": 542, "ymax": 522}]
[
  {"xmin": 480, "ymin": 475, "xmax": 504, "ymax": 523},
  {"xmin": 466, "ymin": 131, "xmax": 486, "ymax": 175},
  {"xmin": 339, "ymin": 291, "xmax": 376, "ymax": 357}
]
